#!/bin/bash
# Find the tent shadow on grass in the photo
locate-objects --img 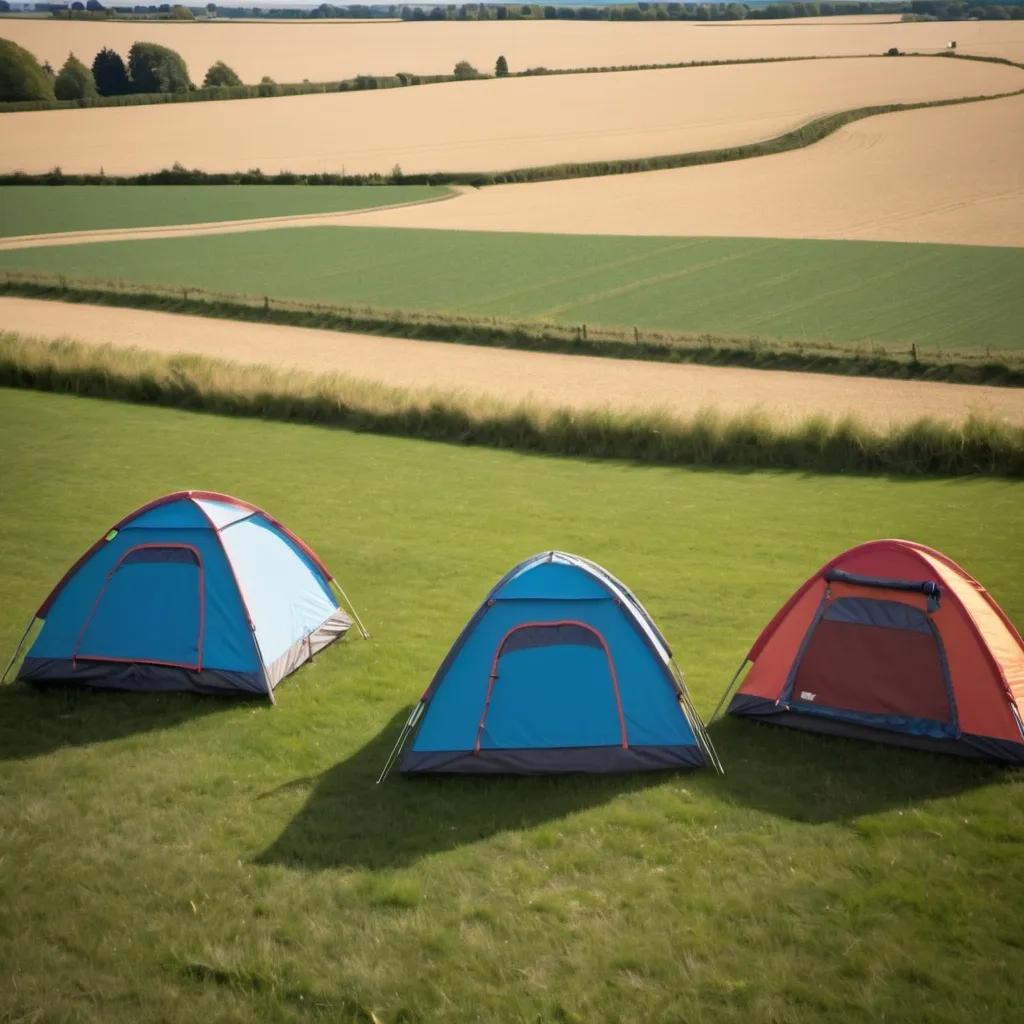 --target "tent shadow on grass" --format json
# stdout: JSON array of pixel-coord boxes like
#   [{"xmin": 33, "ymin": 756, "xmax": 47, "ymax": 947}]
[
  {"xmin": 256, "ymin": 708, "xmax": 667, "ymax": 872},
  {"xmin": 708, "ymin": 715, "xmax": 1007, "ymax": 824},
  {"xmin": 0, "ymin": 681, "xmax": 236, "ymax": 762}
]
